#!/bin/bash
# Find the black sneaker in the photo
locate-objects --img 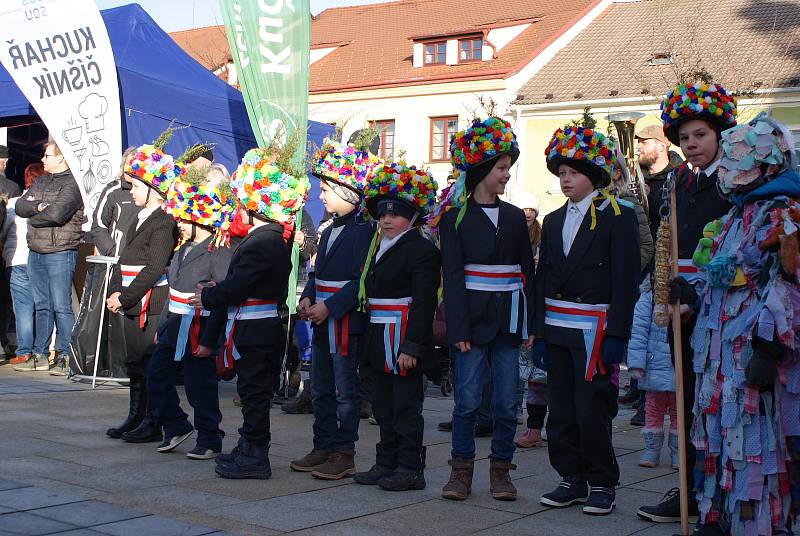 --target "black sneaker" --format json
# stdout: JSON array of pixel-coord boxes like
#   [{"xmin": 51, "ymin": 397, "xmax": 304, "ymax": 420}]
[
  {"xmin": 187, "ymin": 446, "xmax": 220, "ymax": 460},
  {"xmin": 156, "ymin": 430, "xmax": 194, "ymax": 453},
  {"xmin": 540, "ymin": 476, "xmax": 589, "ymax": 507},
  {"xmin": 582, "ymin": 486, "xmax": 616, "ymax": 515},
  {"xmin": 637, "ymin": 487, "xmax": 699, "ymax": 523},
  {"xmin": 353, "ymin": 464, "xmax": 395, "ymax": 485}
]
